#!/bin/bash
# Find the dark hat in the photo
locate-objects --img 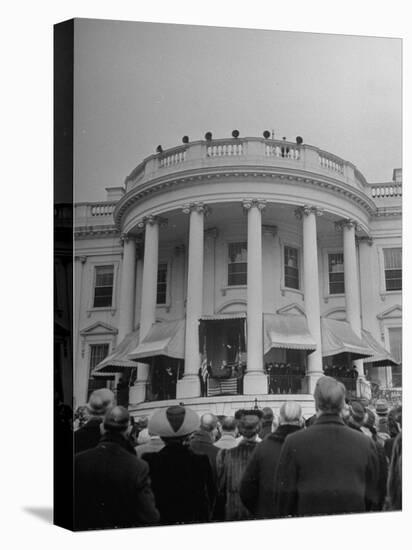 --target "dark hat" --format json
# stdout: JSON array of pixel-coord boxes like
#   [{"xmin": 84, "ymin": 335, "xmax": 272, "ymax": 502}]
[
  {"xmin": 350, "ymin": 401, "xmax": 366, "ymax": 425},
  {"xmin": 262, "ymin": 407, "xmax": 274, "ymax": 420},
  {"xmin": 238, "ymin": 409, "xmax": 262, "ymax": 437},
  {"xmin": 375, "ymin": 399, "xmax": 389, "ymax": 416},
  {"xmin": 149, "ymin": 405, "xmax": 200, "ymax": 438},
  {"xmin": 103, "ymin": 406, "xmax": 130, "ymax": 431}
]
